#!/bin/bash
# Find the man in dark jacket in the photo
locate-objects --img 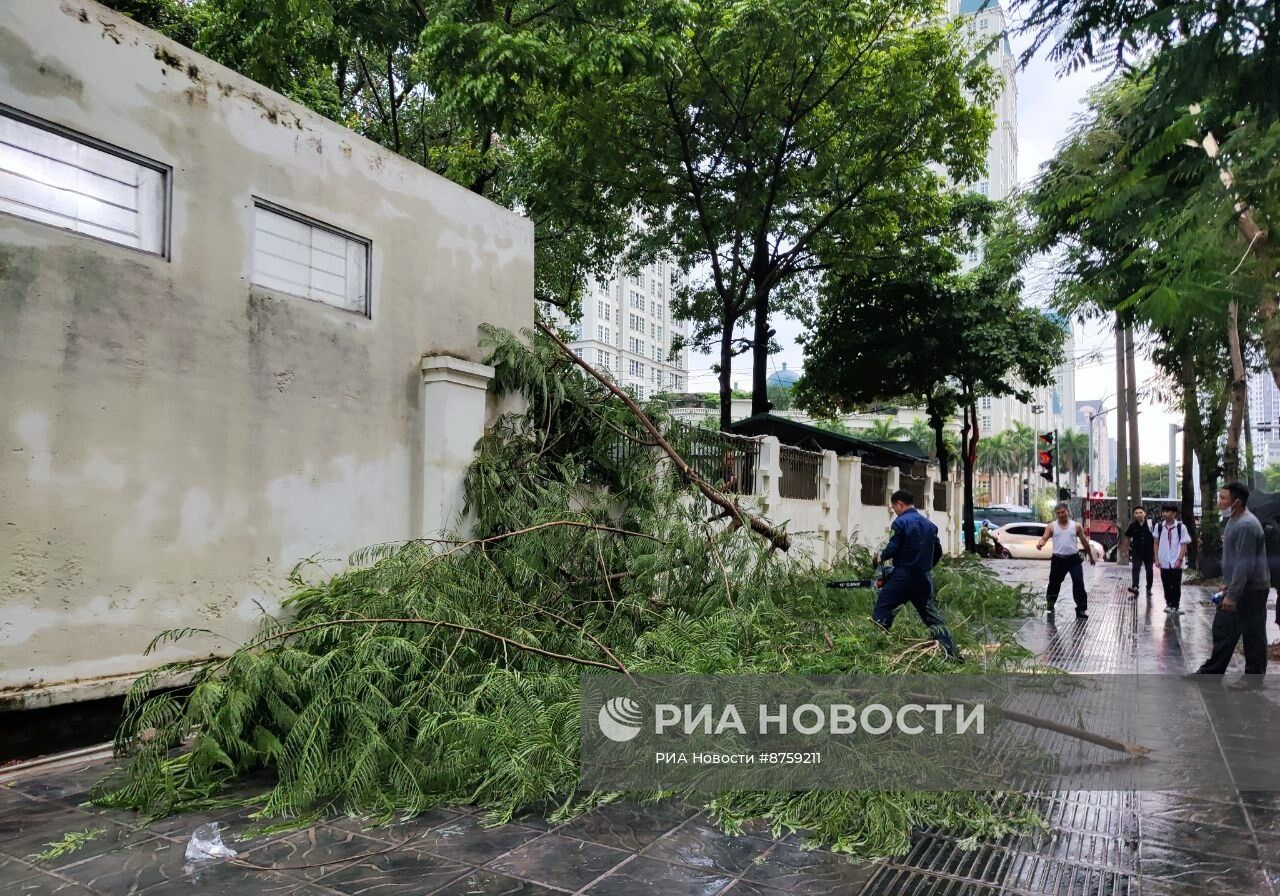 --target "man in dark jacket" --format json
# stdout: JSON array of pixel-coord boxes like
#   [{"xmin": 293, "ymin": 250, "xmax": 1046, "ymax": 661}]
[
  {"xmin": 872, "ymin": 490, "xmax": 960, "ymax": 660},
  {"xmin": 1124, "ymin": 507, "xmax": 1155, "ymax": 598},
  {"xmin": 1196, "ymin": 482, "xmax": 1270, "ymax": 681}
]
